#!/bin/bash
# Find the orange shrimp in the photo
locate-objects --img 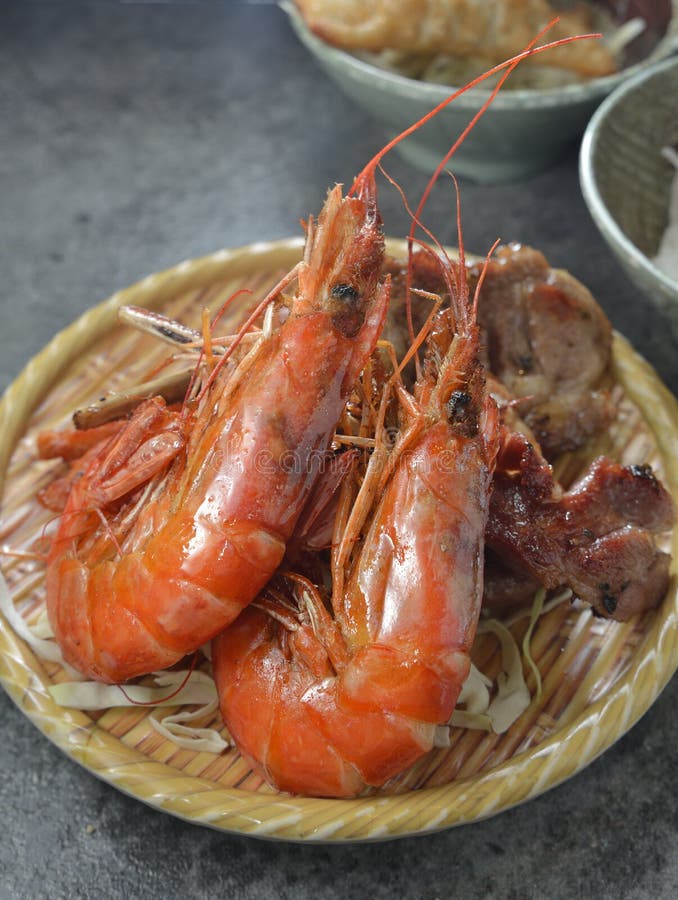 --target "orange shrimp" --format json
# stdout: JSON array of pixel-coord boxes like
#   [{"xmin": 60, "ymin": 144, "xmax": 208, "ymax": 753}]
[
  {"xmin": 210, "ymin": 27, "xmax": 604, "ymax": 798},
  {"xmin": 208, "ymin": 26, "xmax": 603, "ymax": 796},
  {"xmin": 46, "ymin": 173, "xmax": 390, "ymax": 683},
  {"xmin": 212, "ymin": 221, "xmax": 501, "ymax": 796}
]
